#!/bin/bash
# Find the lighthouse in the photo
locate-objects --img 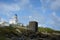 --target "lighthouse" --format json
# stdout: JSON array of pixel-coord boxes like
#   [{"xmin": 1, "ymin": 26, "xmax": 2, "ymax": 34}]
[
  {"xmin": 9, "ymin": 14, "xmax": 18, "ymax": 24},
  {"xmin": 14, "ymin": 14, "xmax": 18, "ymax": 24}
]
